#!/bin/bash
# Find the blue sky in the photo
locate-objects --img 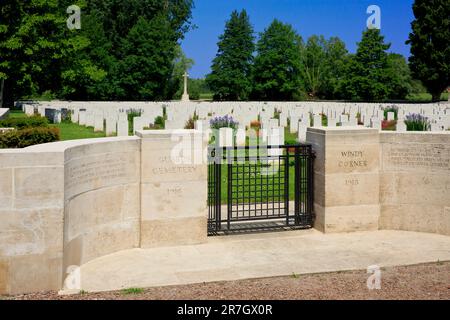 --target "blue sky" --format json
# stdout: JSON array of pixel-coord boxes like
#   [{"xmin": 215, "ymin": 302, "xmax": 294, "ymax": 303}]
[{"xmin": 181, "ymin": 0, "xmax": 415, "ymax": 78}]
